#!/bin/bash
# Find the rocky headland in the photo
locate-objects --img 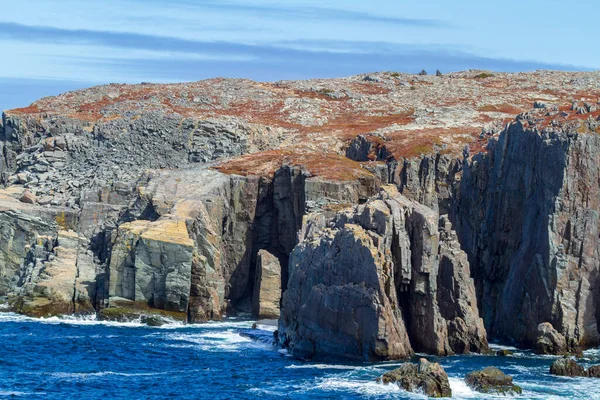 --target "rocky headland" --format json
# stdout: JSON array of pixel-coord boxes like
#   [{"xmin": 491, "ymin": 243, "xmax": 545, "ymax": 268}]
[{"xmin": 1, "ymin": 70, "xmax": 599, "ymax": 361}]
